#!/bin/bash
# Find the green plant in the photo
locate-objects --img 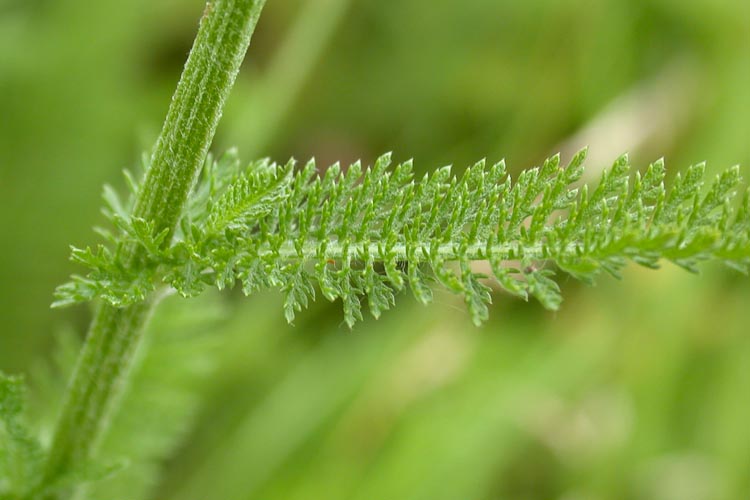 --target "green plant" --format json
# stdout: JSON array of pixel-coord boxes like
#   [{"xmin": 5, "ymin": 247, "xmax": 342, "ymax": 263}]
[{"xmin": 1, "ymin": 0, "xmax": 749, "ymax": 498}]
